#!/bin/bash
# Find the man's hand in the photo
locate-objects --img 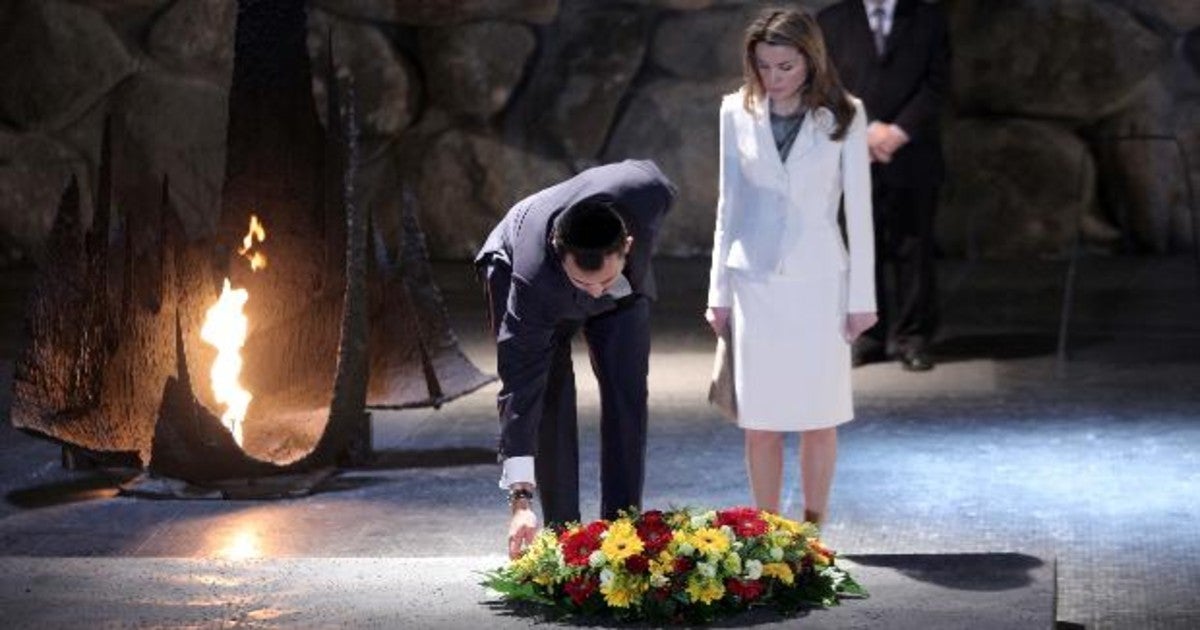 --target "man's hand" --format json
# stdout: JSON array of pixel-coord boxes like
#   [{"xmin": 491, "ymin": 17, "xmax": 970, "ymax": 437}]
[
  {"xmin": 508, "ymin": 505, "xmax": 540, "ymax": 558},
  {"xmin": 867, "ymin": 122, "xmax": 891, "ymax": 162},
  {"xmin": 844, "ymin": 312, "xmax": 879, "ymax": 343},
  {"xmin": 705, "ymin": 306, "xmax": 731, "ymax": 337},
  {"xmin": 867, "ymin": 122, "xmax": 909, "ymax": 163}
]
